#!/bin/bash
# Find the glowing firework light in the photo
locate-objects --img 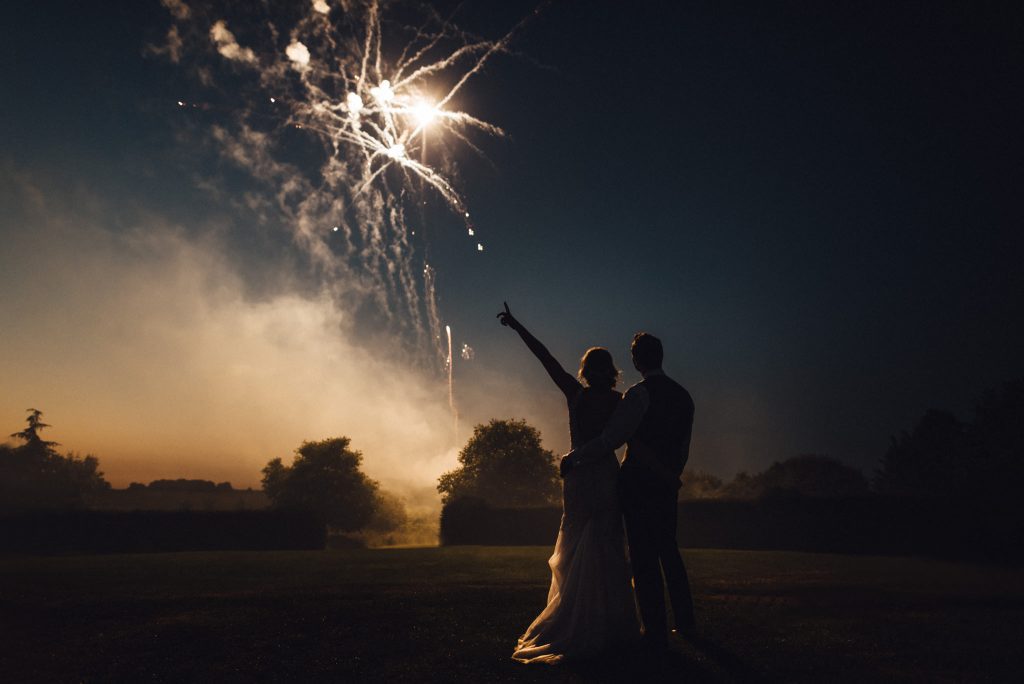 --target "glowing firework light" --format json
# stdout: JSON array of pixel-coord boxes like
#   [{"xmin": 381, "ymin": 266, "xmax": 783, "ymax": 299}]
[{"xmin": 157, "ymin": 0, "xmax": 543, "ymax": 366}]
